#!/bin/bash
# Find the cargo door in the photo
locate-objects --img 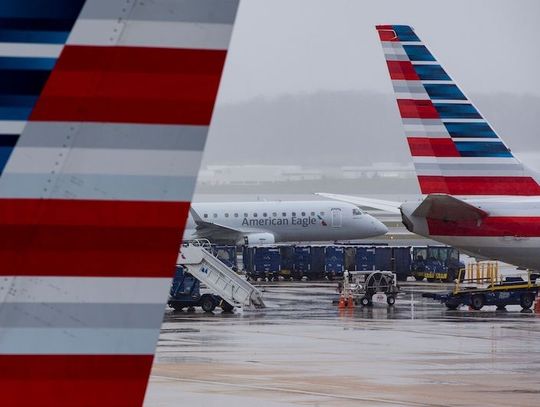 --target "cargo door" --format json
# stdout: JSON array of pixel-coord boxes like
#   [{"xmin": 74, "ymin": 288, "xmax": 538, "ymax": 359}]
[{"xmin": 331, "ymin": 208, "xmax": 342, "ymax": 228}]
